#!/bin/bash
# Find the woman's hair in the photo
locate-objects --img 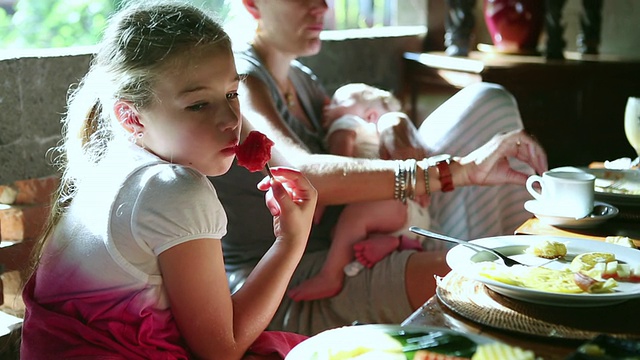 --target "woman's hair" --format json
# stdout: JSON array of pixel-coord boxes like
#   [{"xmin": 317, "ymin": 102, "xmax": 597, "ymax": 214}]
[
  {"xmin": 333, "ymin": 83, "xmax": 402, "ymax": 113},
  {"xmin": 28, "ymin": 1, "xmax": 231, "ymax": 274}
]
